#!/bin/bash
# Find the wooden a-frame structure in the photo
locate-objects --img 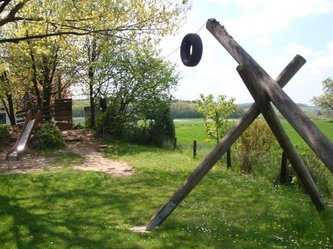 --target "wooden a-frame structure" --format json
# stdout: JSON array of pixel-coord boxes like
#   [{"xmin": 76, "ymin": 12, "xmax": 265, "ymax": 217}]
[{"xmin": 145, "ymin": 19, "xmax": 333, "ymax": 231}]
